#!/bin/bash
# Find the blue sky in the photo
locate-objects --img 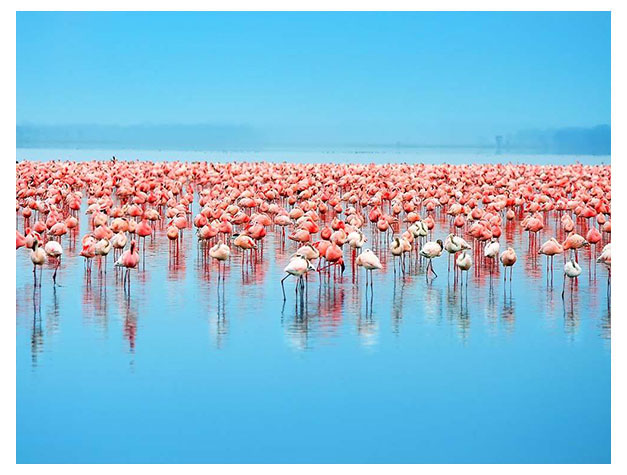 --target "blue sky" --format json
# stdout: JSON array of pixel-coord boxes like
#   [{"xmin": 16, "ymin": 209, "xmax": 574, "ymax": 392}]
[{"xmin": 17, "ymin": 11, "xmax": 610, "ymax": 145}]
